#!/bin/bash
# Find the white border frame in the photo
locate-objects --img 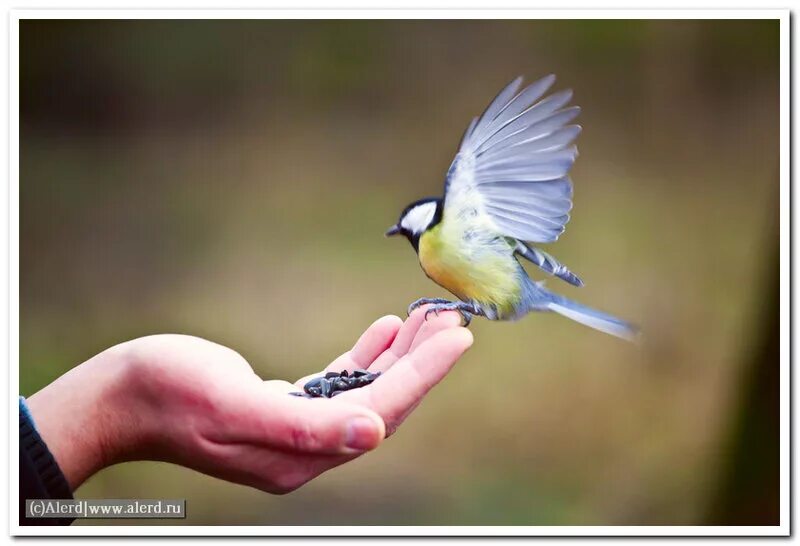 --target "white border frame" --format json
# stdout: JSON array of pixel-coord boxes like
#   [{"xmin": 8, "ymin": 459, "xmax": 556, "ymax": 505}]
[{"xmin": 9, "ymin": 9, "xmax": 789, "ymax": 537}]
